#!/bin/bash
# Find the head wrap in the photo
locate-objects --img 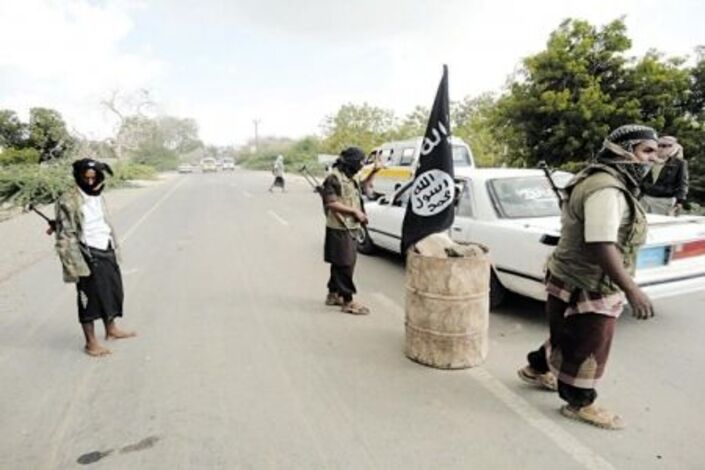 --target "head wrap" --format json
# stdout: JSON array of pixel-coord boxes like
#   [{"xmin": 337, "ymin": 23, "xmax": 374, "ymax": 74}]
[
  {"xmin": 658, "ymin": 136, "xmax": 684, "ymax": 160},
  {"xmin": 596, "ymin": 124, "xmax": 658, "ymax": 187},
  {"xmin": 72, "ymin": 158, "xmax": 113, "ymax": 196},
  {"xmin": 335, "ymin": 146, "xmax": 366, "ymax": 178}
]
